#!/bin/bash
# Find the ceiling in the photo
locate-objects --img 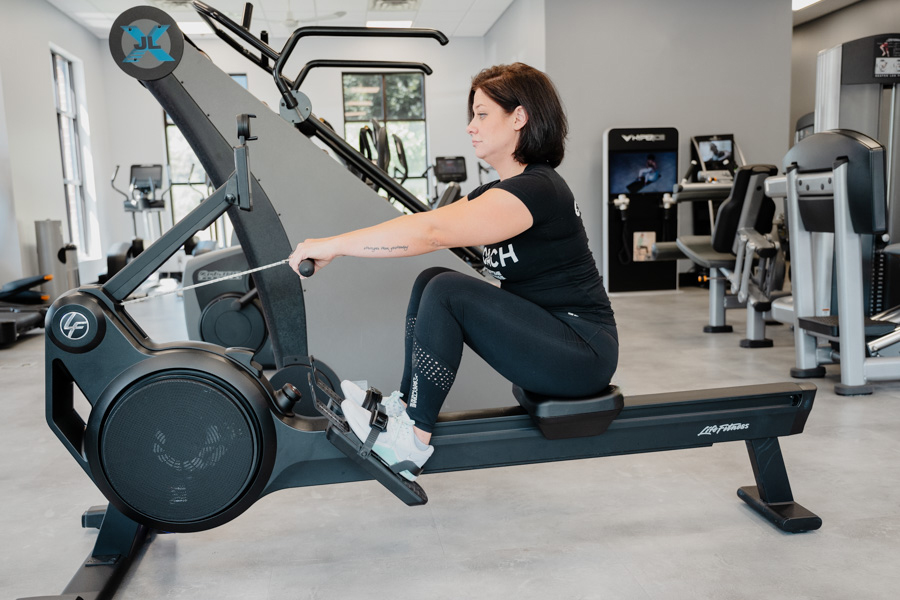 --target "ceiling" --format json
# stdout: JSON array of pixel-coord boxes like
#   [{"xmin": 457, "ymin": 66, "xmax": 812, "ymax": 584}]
[
  {"xmin": 46, "ymin": 0, "xmax": 866, "ymax": 41},
  {"xmin": 793, "ymin": 0, "xmax": 862, "ymax": 26},
  {"xmin": 46, "ymin": 0, "xmax": 516, "ymax": 40}
]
